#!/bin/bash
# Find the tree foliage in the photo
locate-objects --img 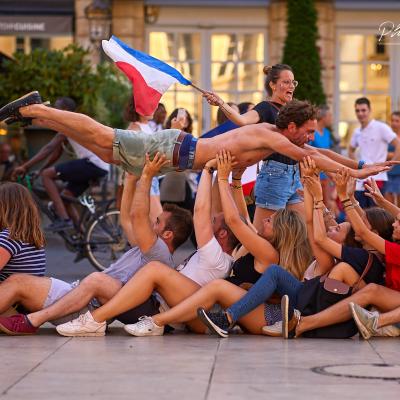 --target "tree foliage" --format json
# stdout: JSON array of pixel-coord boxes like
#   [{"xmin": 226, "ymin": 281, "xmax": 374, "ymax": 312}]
[
  {"xmin": 282, "ymin": 0, "xmax": 326, "ymax": 105},
  {"xmin": 0, "ymin": 45, "xmax": 130, "ymax": 128}
]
